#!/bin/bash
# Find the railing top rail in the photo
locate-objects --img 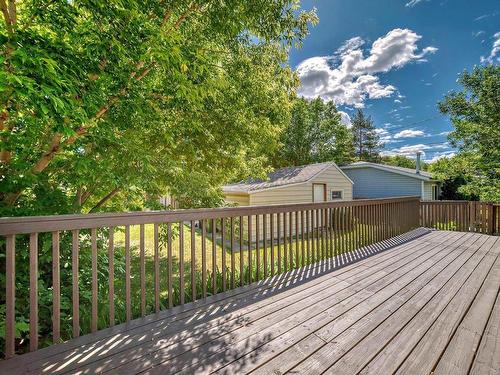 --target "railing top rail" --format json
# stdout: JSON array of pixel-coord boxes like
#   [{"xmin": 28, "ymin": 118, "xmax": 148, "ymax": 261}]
[{"xmin": 0, "ymin": 196, "xmax": 421, "ymax": 235}]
